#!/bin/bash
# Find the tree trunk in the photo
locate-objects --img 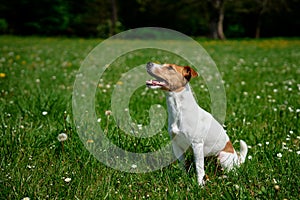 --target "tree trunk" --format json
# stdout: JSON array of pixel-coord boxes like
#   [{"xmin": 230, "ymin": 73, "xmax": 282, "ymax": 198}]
[
  {"xmin": 255, "ymin": 5, "xmax": 265, "ymax": 39},
  {"xmin": 255, "ymin": 19, "xmax": 261, "ymax": 38},
  {"xmin": 255, "ymin": 0, "xmax": 269, "ymax": 38},
  {"xmin": 110, "ymin": 0, "xmax": 118, "ymax": 36},
  {"xmin": 210, "ymin": 21, "xmax": 219, "ymax": 39},
  {"xmin": 209, "ymin": 0, "xmax": 226, "ymax": 40},
  {"xmin": 217, "ymin": 3, "xmax": 226, "ymax": 40}
]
